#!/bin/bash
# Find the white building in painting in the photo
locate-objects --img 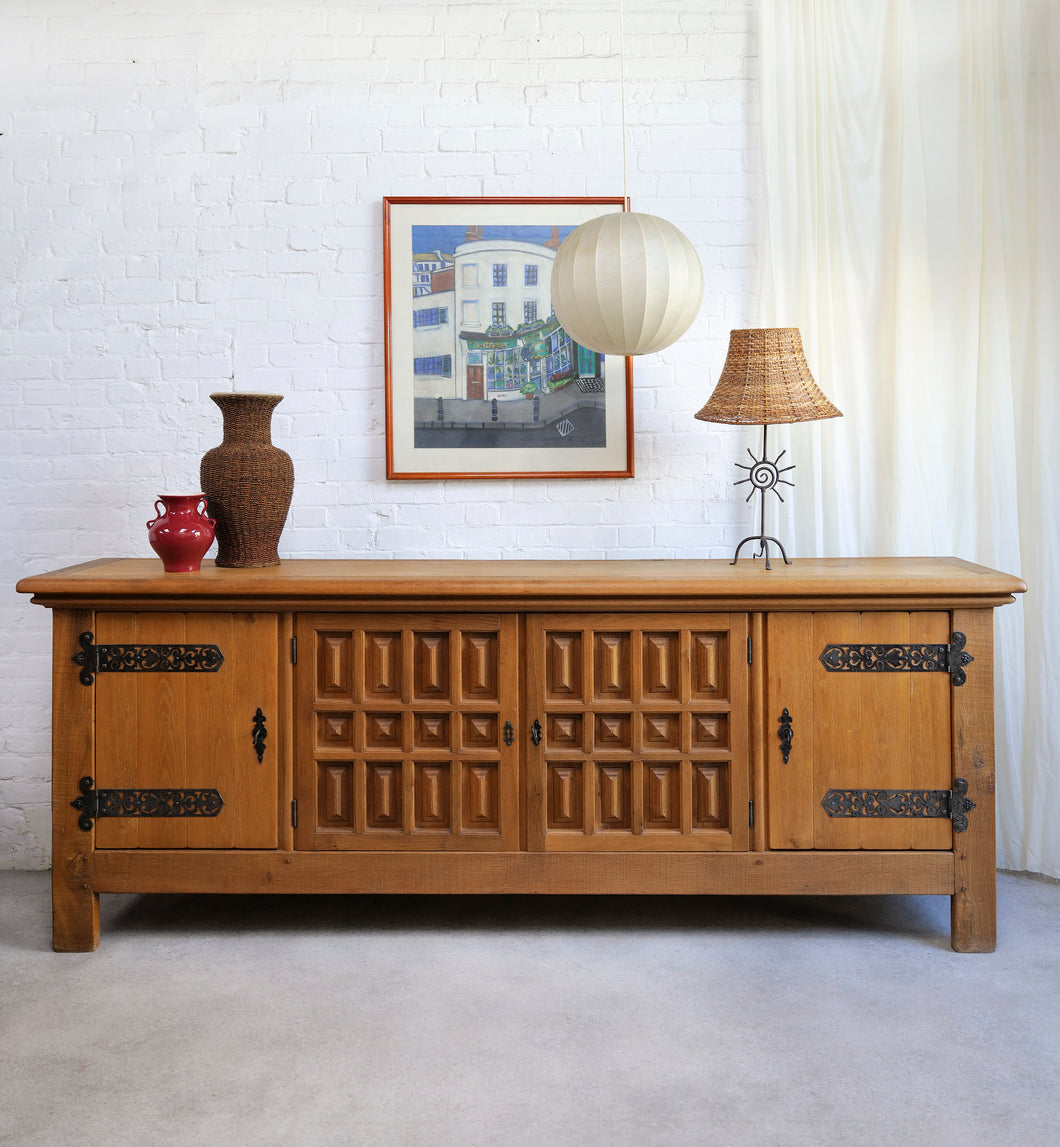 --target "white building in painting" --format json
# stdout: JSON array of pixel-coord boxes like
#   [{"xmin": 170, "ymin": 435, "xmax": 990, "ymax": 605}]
[
  {"xmin": 411, "ymin": 228, "xmax": 603, "ymax": 402},
  {"xmin": 452, "ymin": 238, "xmax": 554, "ymax": 400}
]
